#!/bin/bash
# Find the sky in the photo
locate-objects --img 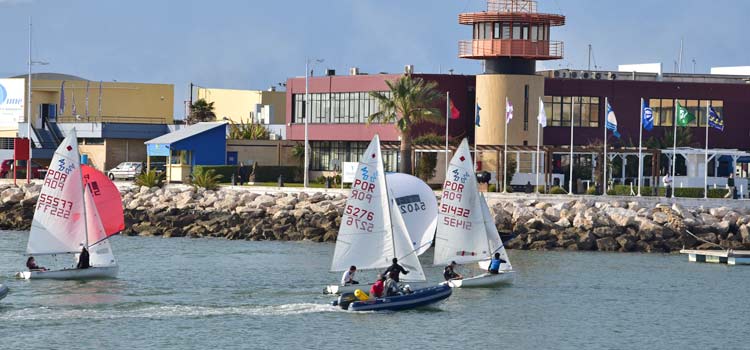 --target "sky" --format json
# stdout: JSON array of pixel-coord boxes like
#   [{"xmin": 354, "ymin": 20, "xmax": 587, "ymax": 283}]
[{"xmin": 1, "ymin": 0, "xmax": 748, "ymax": 119}]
